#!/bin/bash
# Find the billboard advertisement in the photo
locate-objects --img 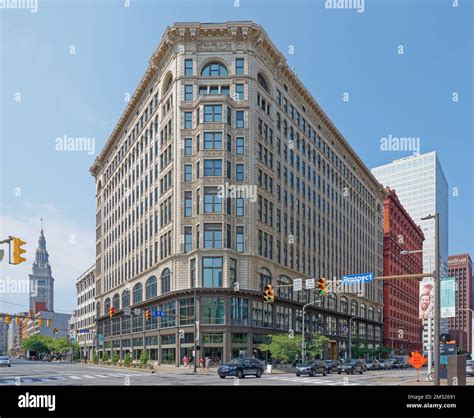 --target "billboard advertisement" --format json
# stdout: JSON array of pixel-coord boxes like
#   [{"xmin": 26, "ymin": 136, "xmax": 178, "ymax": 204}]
[
  {"xmin": 419, "ymin": 278, "xmax": 434, "ymax": 319},
  {"xmin": 440, "ymin": 277, "xmax": 456, "ymax": 318}
]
